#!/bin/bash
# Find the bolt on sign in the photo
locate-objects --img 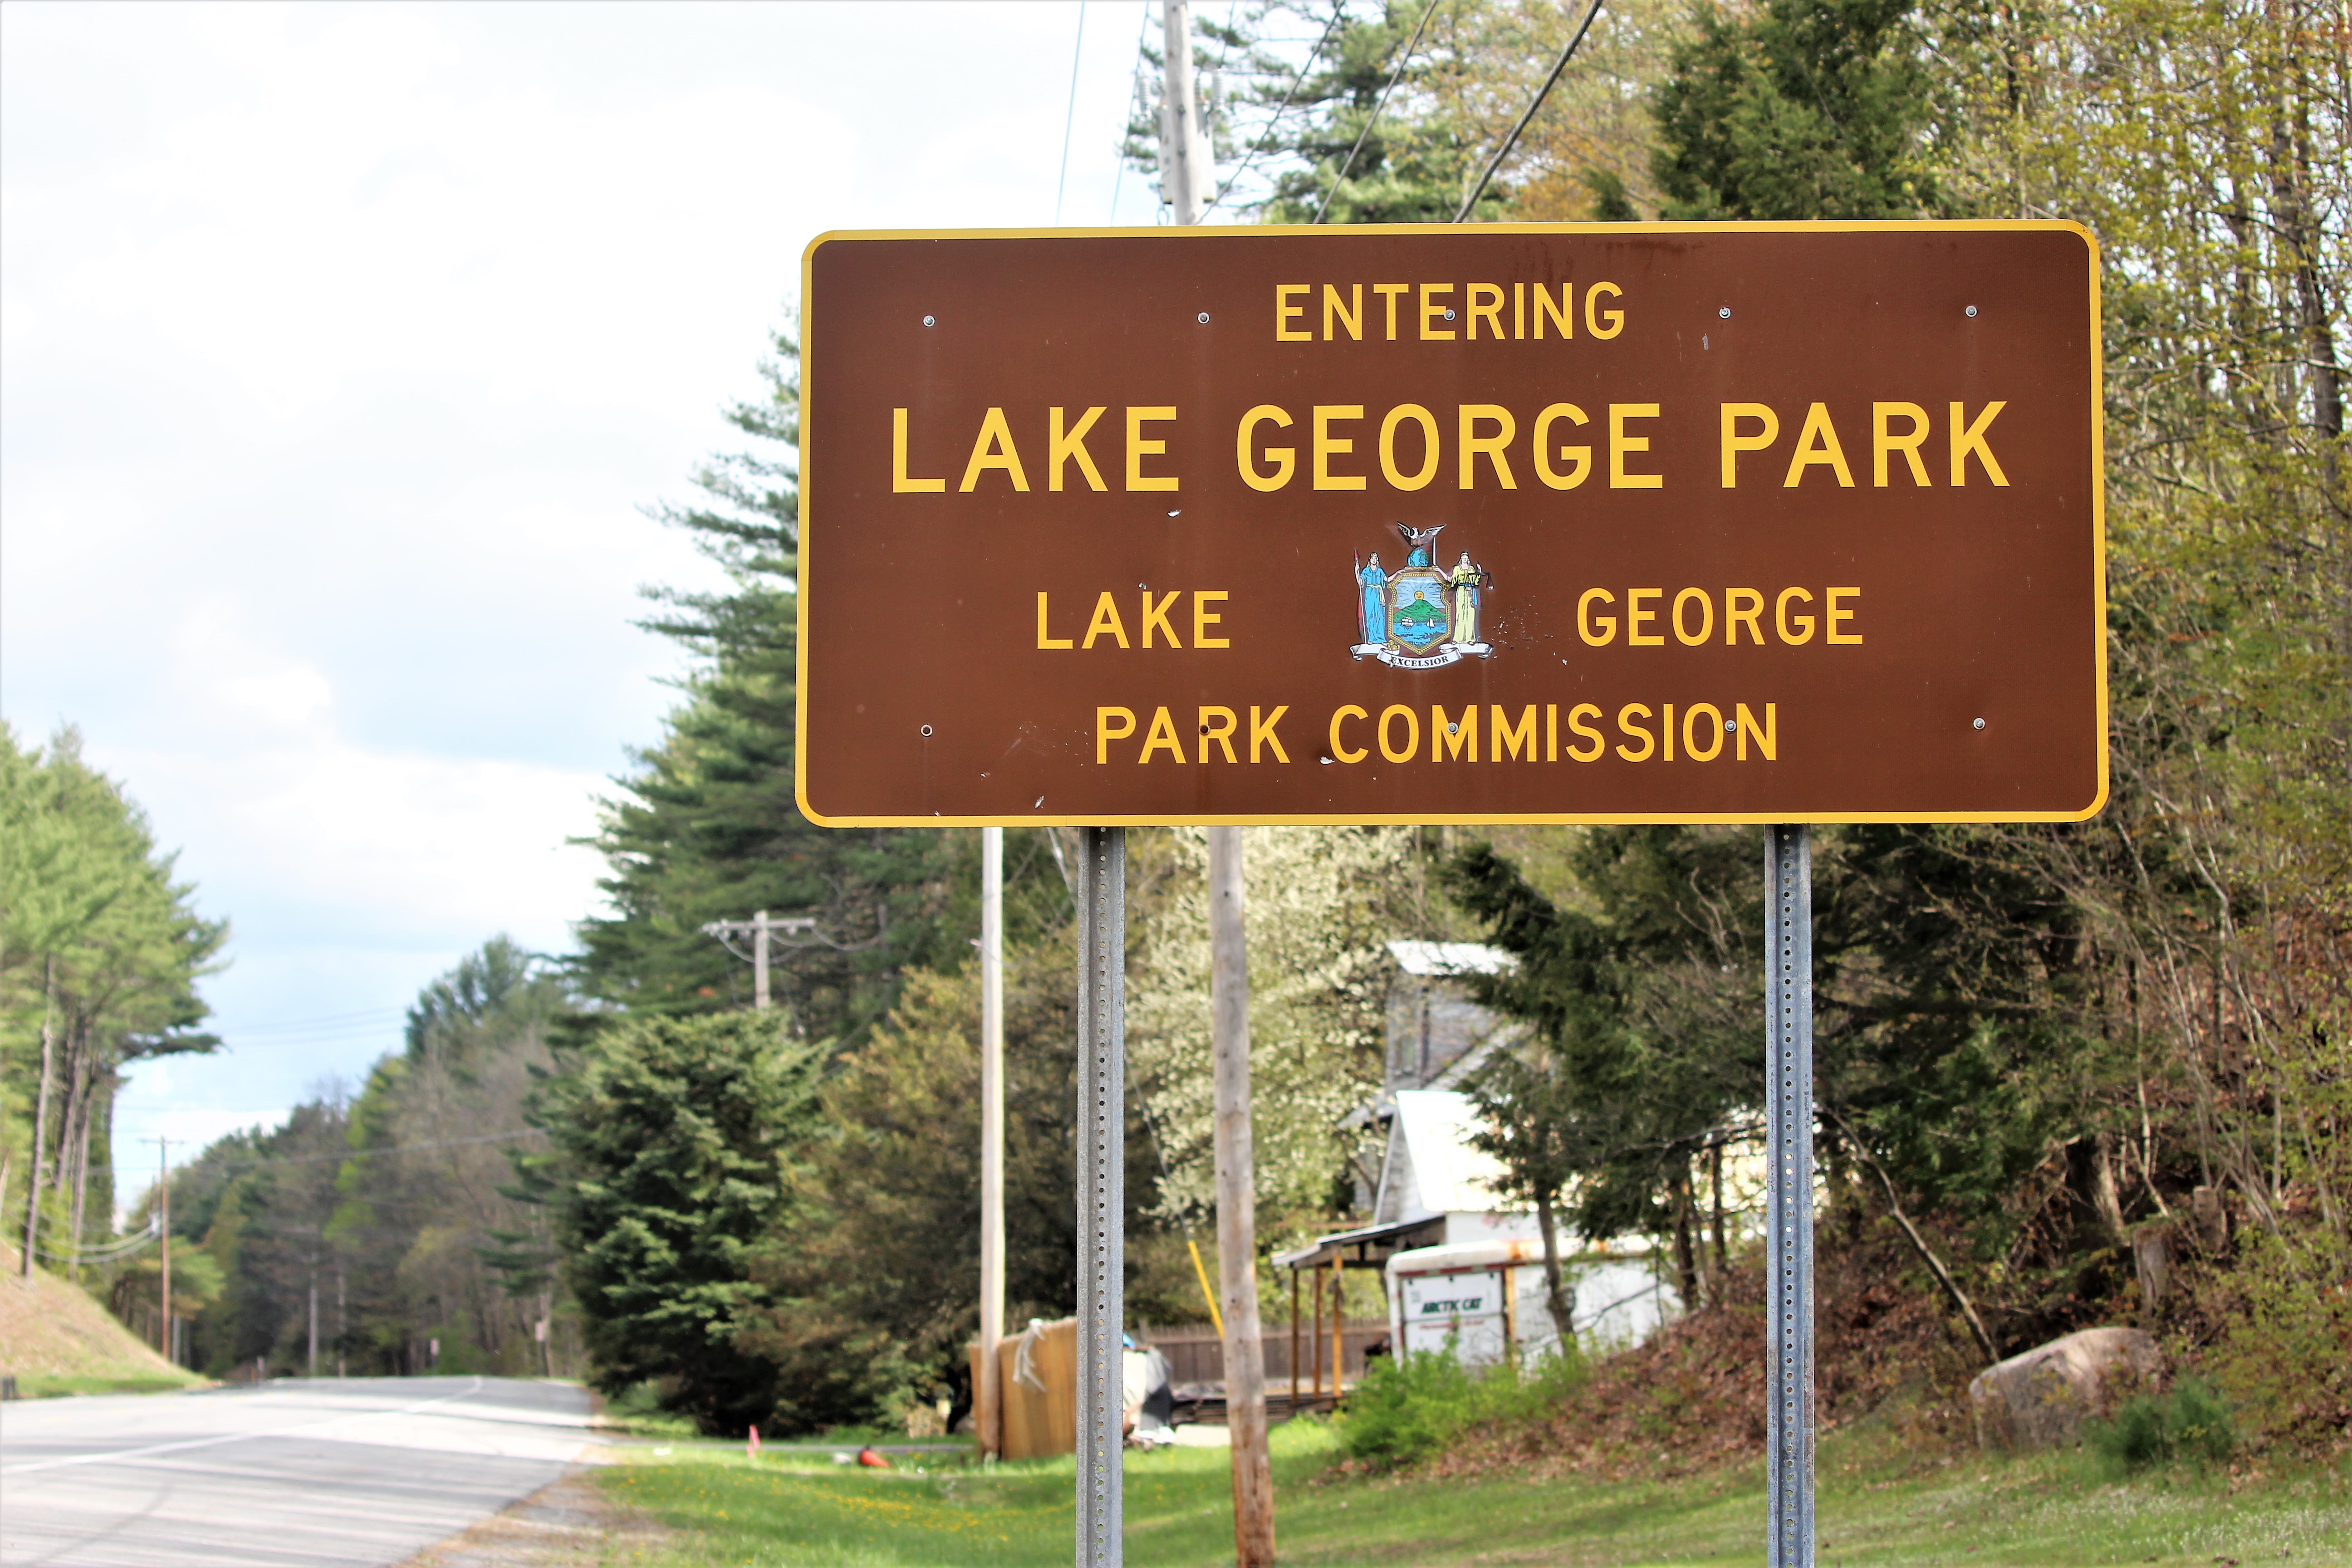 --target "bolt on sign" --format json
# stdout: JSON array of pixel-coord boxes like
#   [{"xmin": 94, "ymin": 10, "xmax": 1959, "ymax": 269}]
[{"xmin": 797, "ymin": 223, "xmax": 2105, "ymax": 827}]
